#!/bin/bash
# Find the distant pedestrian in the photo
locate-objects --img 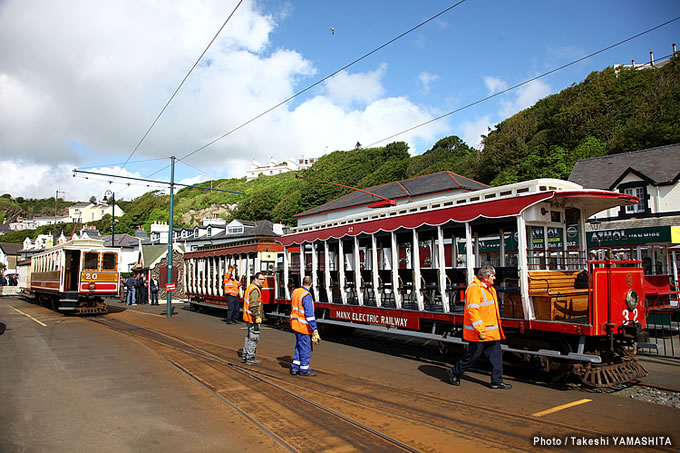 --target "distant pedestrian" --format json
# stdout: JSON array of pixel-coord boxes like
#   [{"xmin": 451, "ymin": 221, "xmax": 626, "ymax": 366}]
[
  {"xmin": 8, "ymin": 274, "xmax": 17, "ymax": 286},
  {"xmin": 290, "ymin": 275, "xmax": 320, "ymax": 376},
  {"xmin": 139, "ymin": 274, "xmax": 148, "ymax": 304},
  {"xmin": 0, "ymin": 275, "xmax": 6, "ymax": 286},
  {"xmin": 448, "ymin": 265, "xmax": 511, "ymax": 390},
  {"xmin": 150, "ymin": 275, "xmax": 159, "ymax": 305},
  {"xmin": 224, "ymin": 265, "xmax": 240, "ymax": 324},
  {"xmin": 119, "ymin": 276, "xmax": 126, "ymax": 303},
  {"xmin": 242, "ymin": 272, "xmax": 265, "ymax": 365},
  {"xmin": 126, "ymin": 274, "xmax": 137, "ymax": 305},
  {"xmin": 135, "ymin": 274, "xmax": 143, "ymax": 304}
]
